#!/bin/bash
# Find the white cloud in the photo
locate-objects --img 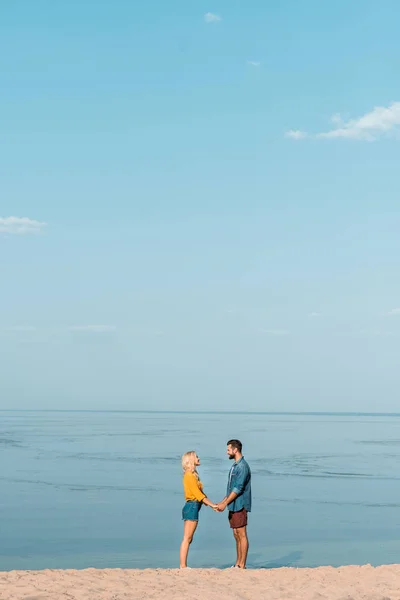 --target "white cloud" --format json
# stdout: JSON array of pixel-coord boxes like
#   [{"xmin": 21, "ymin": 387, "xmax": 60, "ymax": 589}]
[
  {"xmin": 330, "ymin": 113, "xmax": 343, "ymax": 125},
  {"xmin": 308, "ymin": 312, "xmax": 321, "ymax": 318},
  {"xmin": 247, "ymin": 61, "xmax": 261, "ymax": 67},
  {"xmin": 0, "ymin": 216, "xmax": 47, "ymax": 235},
  {"xmin": 204, "ymin": 12, "xmax": 221, "ymax": 23},
  {"xmin": 5, "ymin": 326, "xmax": 37, "ymax": 332},
  {"xmin": 285, "ymin": 129, "xmax": 308, "ymax": 140},
  {"xmin": 360, "ymin": 328, "xmax": 395, "ymax": 337},
  {"xmin": 68, "ymin": 325, "xmax": 117, "ymax": 333},
  {"xmin": 261, "ymin": 329, "xmax": 290, "ymax": 336},
  {"xmin": 387, "ymin": 308, "xmax": 400, "ymax": 316},
  {"xmin": 286, "ymin": 102, "xmax": 400, "ymax": 141}
]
